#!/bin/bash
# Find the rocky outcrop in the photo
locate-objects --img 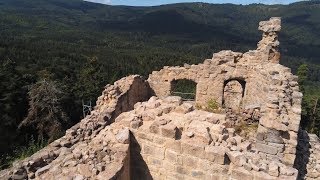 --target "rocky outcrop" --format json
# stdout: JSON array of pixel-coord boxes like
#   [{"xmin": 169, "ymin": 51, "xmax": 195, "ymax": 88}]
[{"xmin": 1, "ymin": 17, "xmax": 319, "ymax": 180}]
